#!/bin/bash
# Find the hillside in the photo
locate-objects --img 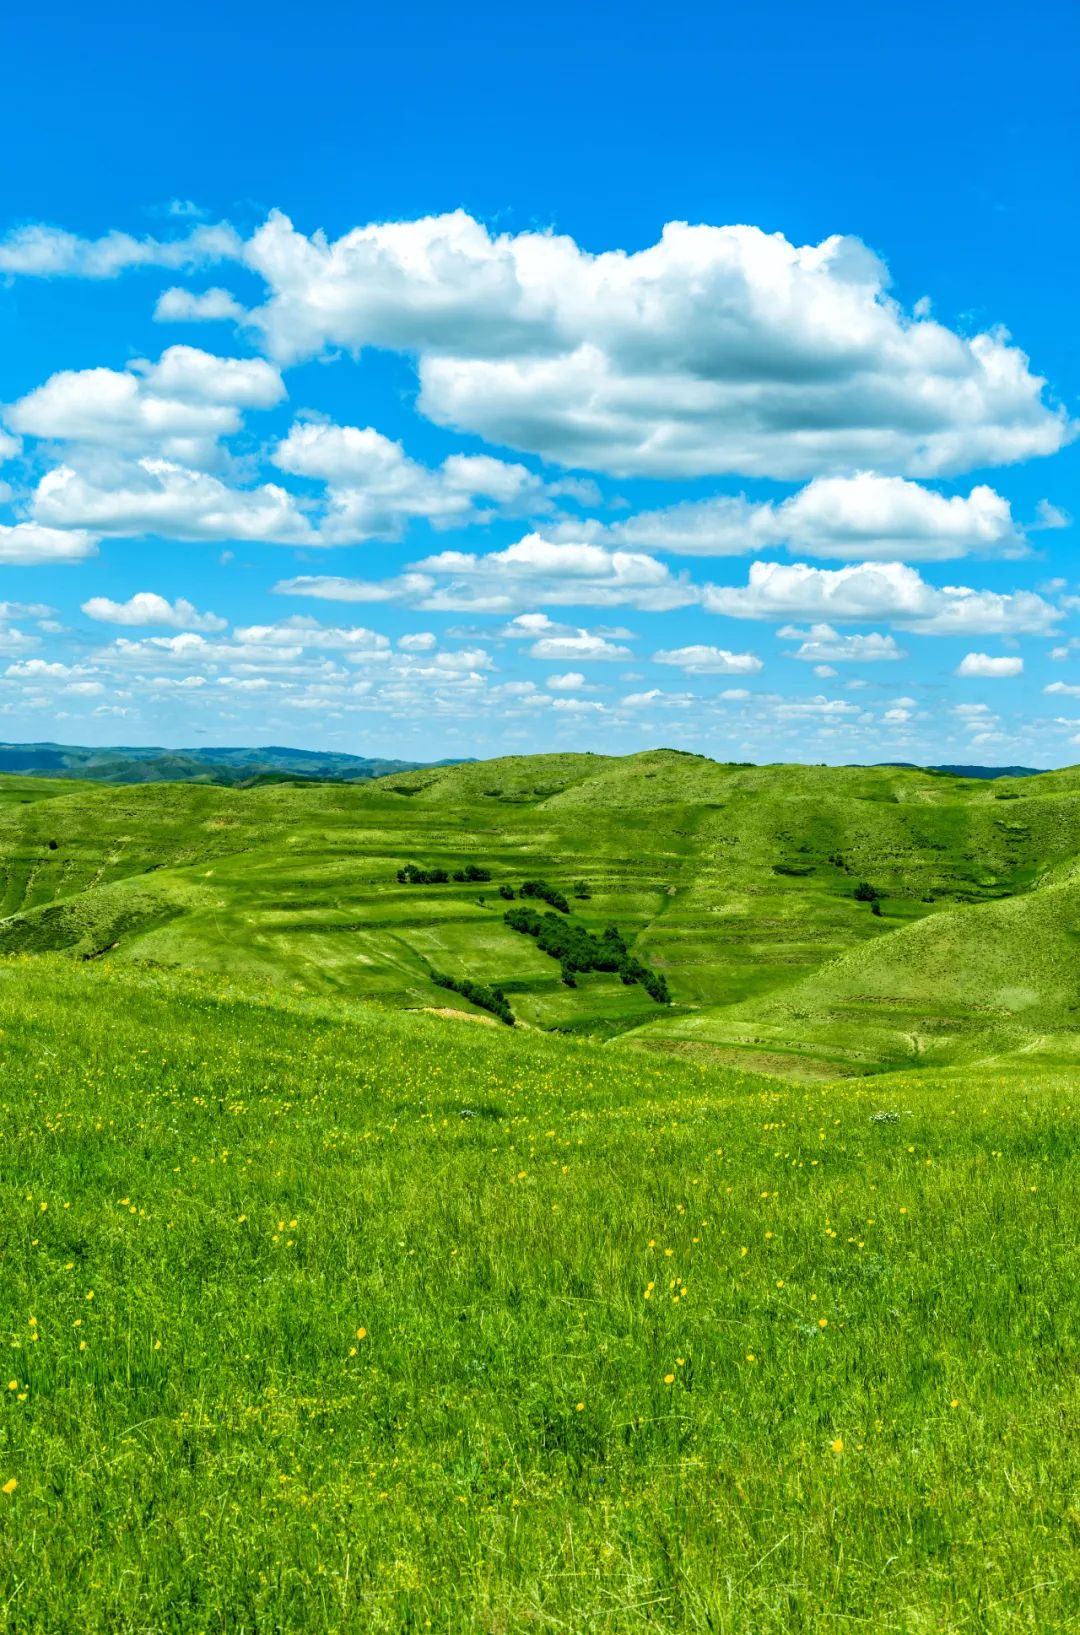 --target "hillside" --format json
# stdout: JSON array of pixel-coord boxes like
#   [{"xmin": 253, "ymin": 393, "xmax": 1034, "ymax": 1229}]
[
  {"xmin": 0, "ymin": 954, "xmax": 1077, "ymax": 1631},
  {"xmin": 1, "ymin": 749, "xmax": 1079, "ymax": 1076}
]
